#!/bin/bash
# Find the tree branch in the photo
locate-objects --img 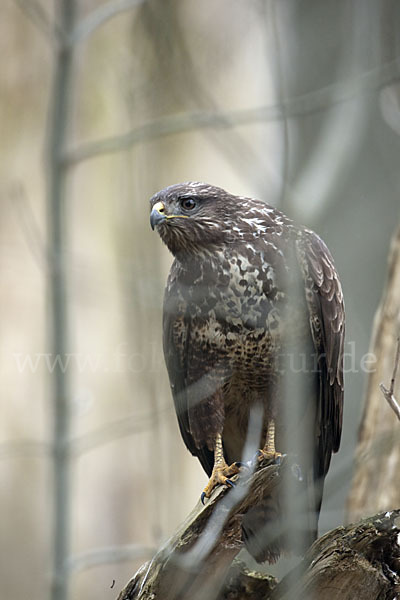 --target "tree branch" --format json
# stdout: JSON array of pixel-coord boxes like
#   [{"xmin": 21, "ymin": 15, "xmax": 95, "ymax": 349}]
[
  {"xmin": 271, "ymin": 510, "xmax": 400, "ymax": 600},
  {"xmin": 380, "ymin": 336, "xmax": 400, "ymax": 421},
  {"xmin": 69, "ymin": 0, "xmax": 147, "ymax": 45},
  {"xmin": 46, "ymin": 2, "xmax": 76, "ymax": 600},
  {"xmin": 13, "ymin": 0, "xmax": 63, "ymax": 43},
  {"xmin": 117, "ymin": 459, "xmax": 285, "ymax": 600},
  {"xmin": 64, "ymin": 57, "xmax": 400, "ymax": 167},
  {"xmin": 116, "ymin": 458, "xmax": 400, "ymax": 600},
  {"xmin": 65, "ymin": 544, "xmax": 155, "ymax": 575}
]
